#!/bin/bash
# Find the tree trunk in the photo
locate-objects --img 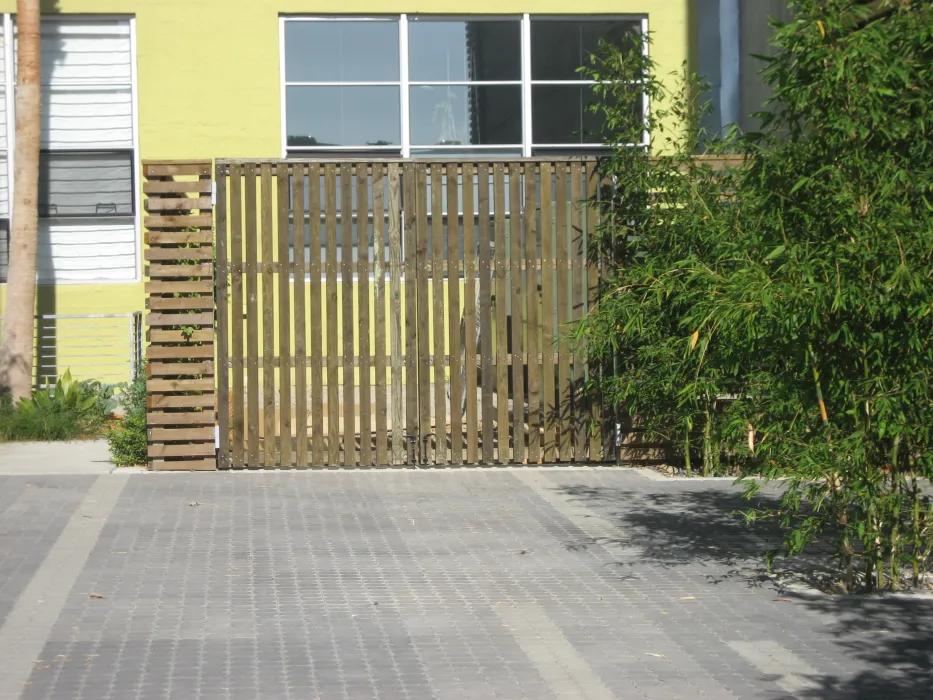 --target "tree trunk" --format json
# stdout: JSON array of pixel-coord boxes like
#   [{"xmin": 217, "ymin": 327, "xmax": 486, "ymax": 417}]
[{"xmin": 0, "ymin": 1, "xmax": 42, "ymax": 402}]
